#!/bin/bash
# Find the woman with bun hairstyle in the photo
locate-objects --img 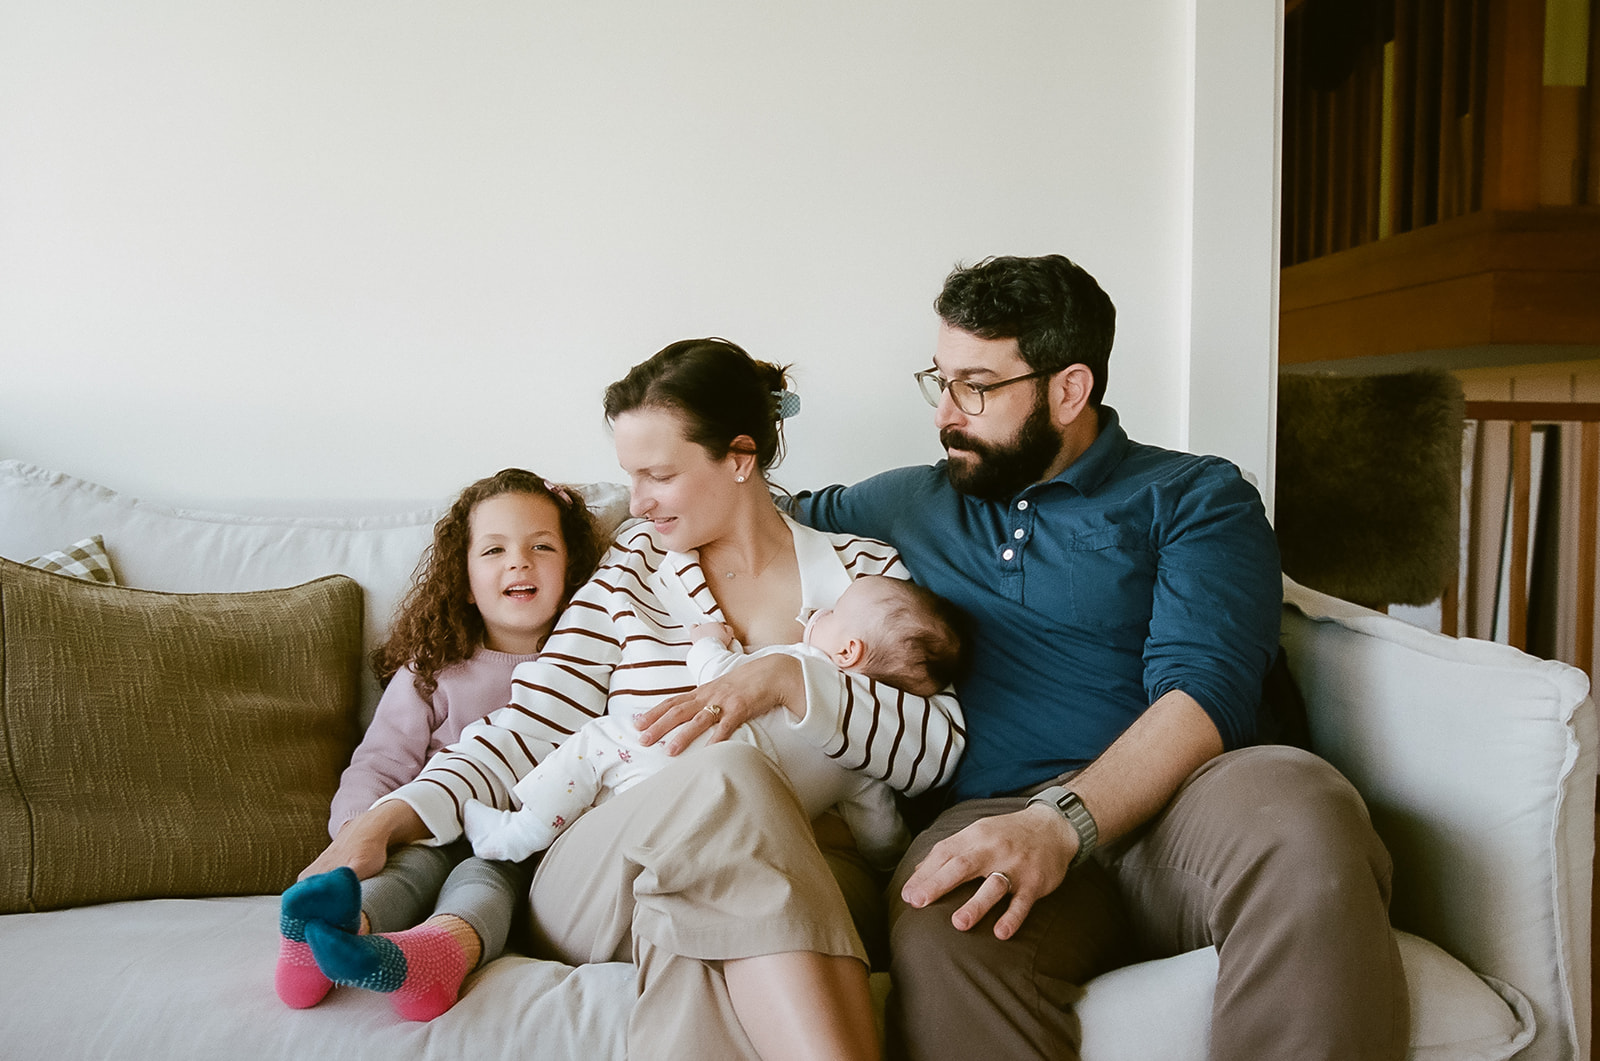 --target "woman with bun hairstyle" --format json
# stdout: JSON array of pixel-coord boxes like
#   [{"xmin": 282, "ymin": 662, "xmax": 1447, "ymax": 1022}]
[{"xmin": 303, "ymin": 338, "xmax": 964, "ymax": 1060}]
